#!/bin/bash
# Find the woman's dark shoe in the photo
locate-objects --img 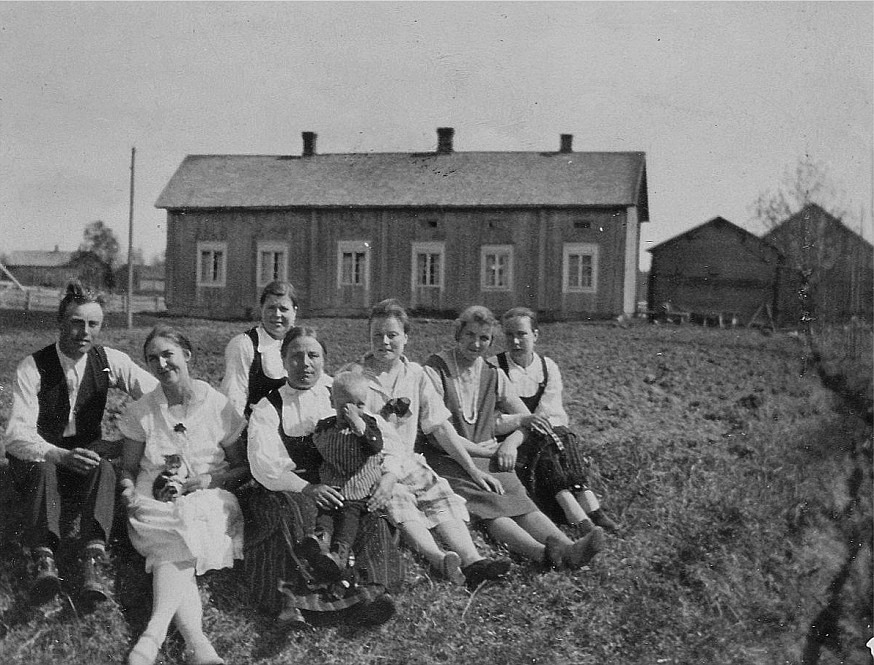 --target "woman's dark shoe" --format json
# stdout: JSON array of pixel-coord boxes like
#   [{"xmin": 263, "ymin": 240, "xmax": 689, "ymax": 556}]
[
  {"xmin": 543, "ymin": 537, "xmax": 569, "ymax": 570},
  {"xmin": 462, "ymin": 557, "xmax": 511, "ymax": 589},
  {"xmin": 567, "ymin": 519, "xmax": 595, "ymax": 539},
  {"xmin": 589, "ymin": 509, "xmax": 620, "ymax": 534},
  {"xmin": 30, "ymin": 547, "xmax": 61, "ymax": 605},
  {"xmin": 276, "ymin": 594, "xmax": 310, "ymax": 630},
  {"xmin": 351, "ymin": 593, "xmax": 396, "ymax": 626},
  {"xmin": 564, "ymin": 527, "xmax": 605, "ymax": 569}
]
